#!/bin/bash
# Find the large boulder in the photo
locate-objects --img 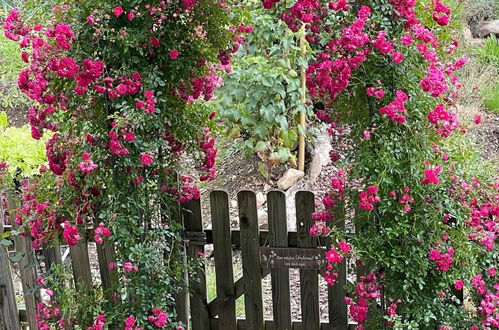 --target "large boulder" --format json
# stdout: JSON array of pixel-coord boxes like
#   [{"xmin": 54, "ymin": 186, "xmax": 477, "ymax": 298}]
[
  {"xmin": 475, "ymin": 20, "xmax": 499, "ymax": 38},
  {"xmin": 277, "ymin": 169, "xmax": 305, "ymax": 190}
]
